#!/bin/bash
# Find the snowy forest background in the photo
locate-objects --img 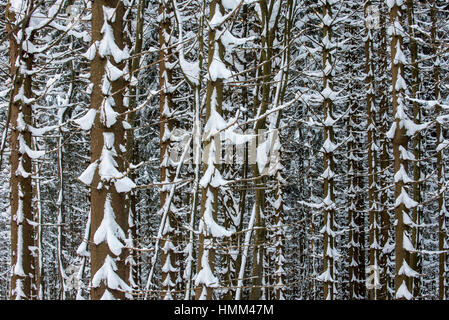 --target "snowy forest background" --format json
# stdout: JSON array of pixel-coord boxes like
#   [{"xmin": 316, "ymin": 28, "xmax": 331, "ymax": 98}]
[{"xmin": 0, "ymin": 0, "xmax": 448, "ymax": 300}]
